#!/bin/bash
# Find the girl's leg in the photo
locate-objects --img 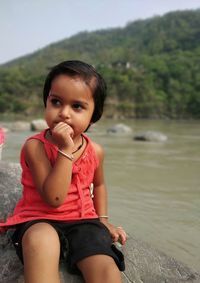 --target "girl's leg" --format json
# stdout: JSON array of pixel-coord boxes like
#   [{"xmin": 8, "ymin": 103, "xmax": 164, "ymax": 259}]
[
  {"xmin": 77, "ymin": 254, "xmax": 122, "ymax": 283},
  {"xmin": 22, "ymin": 222, "xmax": 61, "ymax": 283}
]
